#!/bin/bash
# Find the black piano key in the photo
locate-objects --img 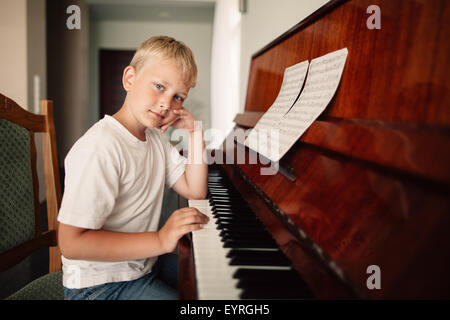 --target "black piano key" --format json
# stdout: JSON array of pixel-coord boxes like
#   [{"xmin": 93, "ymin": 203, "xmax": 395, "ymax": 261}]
[
  {"xmin": 213, "ymin": 209, "xmax": 254, "ymax": 216},
  {"xmin": 210, "ymin": 197, "xmax": 243, "ymax": 202},
  {"xmin": 215, "ymin": 218, "xmax": 263, "ymax": 226},
  {"xmin": 212, "ymin": 206, "xmax": 255, "ymax": 215},
  {"xmin": 214, "ymin": 214, "xmax": 256, "ymax": 220},
  {"xmin": 238, "ymin": 274, "xmax": 315, "ymax": 299},
  {"xmin": 214, "ymin": 214, "xmax": 258, "ymax": 221},
  {"xmin": 216, "ymin": 220, "xmax": 260, "ymax": 228},
  {"xmin": 213, "ymin": 207, "xmax": 254, "ymax": 214},
  {"xmin": 208, "ymin": 189, "xmax": 240, "ymax": 194},
  {"xmin": 221, "ymin": 237, "xmax": 276, "ymax": 245},
  {"xmin": 212, "ymin": 203, "xmax": 250, "ymax": 209},
  {"xmin": 208, "ymin": 191, "xmax": 236, "ymax": 195},
  {"xmin": 210, "ymin": 197, "xmax": 246, "ymax": 202},
  {"xmin": 227, "ymin": 249, "xmax": 291, "ymax": 266},
  {"xmin": 236, "ymin": 278, "xmax": 307, "ymax": 292},
  {"xmin": 213, "ymin": 203, "xmax": 250, "ymax": 209},
  {"xmin": 223, "ymin": 239, "xmax": 279, "ymax": 249},
  {"xmin": 232, "ymin": 268, "xmax": 314, "ymax": 298},
  {"xmin": 216, "ymin": 223, "xmax": 265, "ymax": 232},
  {"xmin": 213, "ymin": 212, "xmax": 256, "ymax": 219},
  {"xmin": 211, "ymin": 200, "xmax": 247, "ymax": 206},
  {"xmin": 240, "ymin": 287, "xmax": 314, "ymax": 299},
  {"xmin": 219, "ymin": 230, "xmax": 273, "ymax": 239},
  {"xmin": 233, "ymin": 268, "xmax": 300, "ymax": 281},
  {"xmin": 221, "ymin": 232, "xmax": 275, "ymax": 242},
  {"xmin": 215, "ymin": 216, "xmax": 261, "ymax": 225},
  {"xmin": 218, "ymin": 225, "xmax": 268, "ymax": 234}
]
